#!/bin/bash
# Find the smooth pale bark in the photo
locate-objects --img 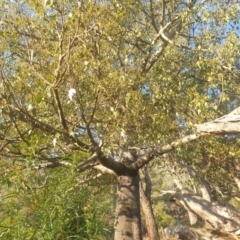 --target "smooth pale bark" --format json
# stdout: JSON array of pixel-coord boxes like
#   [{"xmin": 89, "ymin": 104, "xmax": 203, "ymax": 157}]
[
  {"xmin": 173, "ymin": 193, "xmax": 240, "ymax": 233},
  {"xmin": 196, "ymin": 107, "xmax": 240, "ymax": 134},
  {"xmin": 114, "ymin": 174, "xmax": 142, "ymax": 240},
  {"xmin": 164, "ymin": 226, "xmax": 239, "ymax": 240},
  {"xmin": 173, "ymin": 172, "xmax": 198, "ymax": 225},
  {"xmin": 187, "ymin": 166, "xmax": 212, "ymax": 202},
  {"xmin": 233, "ymin": 176, "xmax": 240, "ymax": 190}
]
